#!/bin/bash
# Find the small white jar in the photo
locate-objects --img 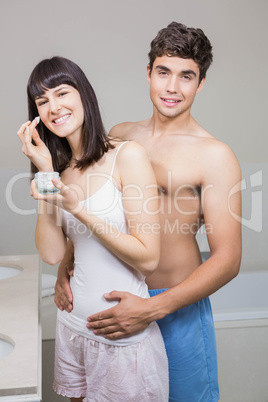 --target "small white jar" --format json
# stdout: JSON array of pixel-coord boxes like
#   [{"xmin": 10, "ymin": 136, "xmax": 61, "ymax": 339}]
[{"xmin": 34, "ymin": 172, "xmax": 60, "ymax": 194}]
